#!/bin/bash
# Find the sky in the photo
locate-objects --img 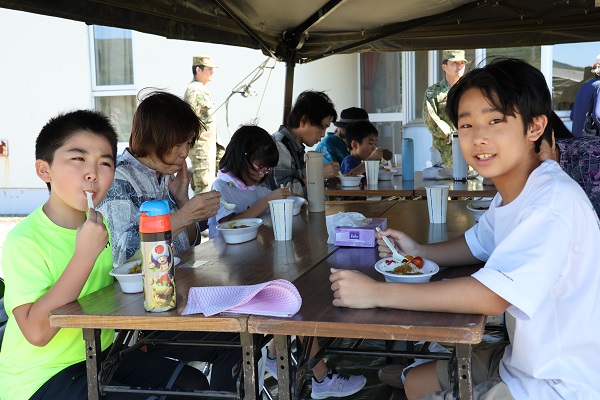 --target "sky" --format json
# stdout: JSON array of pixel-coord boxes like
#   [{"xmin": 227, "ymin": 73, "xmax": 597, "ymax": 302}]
[{"xmin": 554, "ymin": 41, "xmax": 600, "ymax": 68}]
